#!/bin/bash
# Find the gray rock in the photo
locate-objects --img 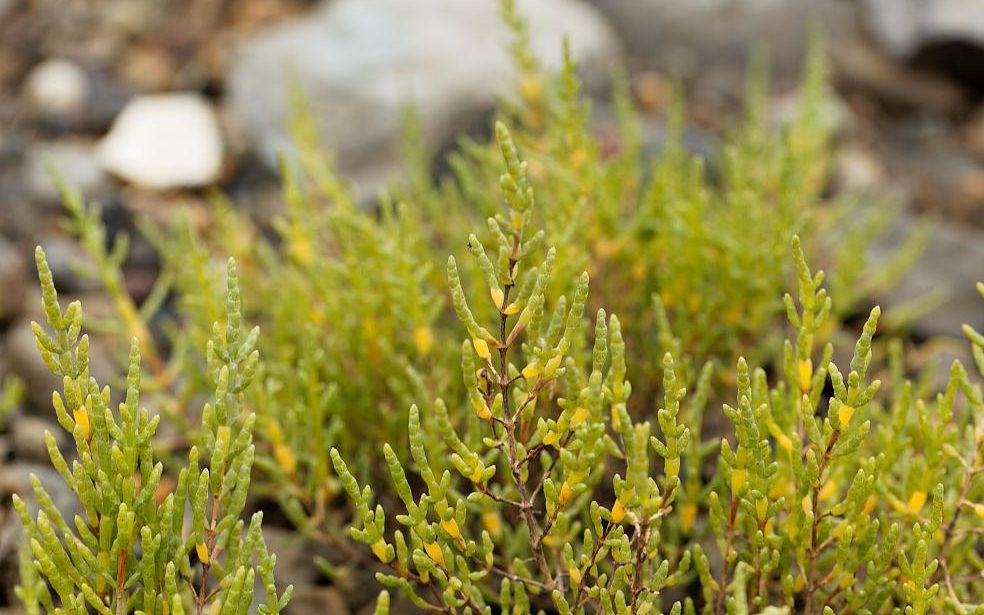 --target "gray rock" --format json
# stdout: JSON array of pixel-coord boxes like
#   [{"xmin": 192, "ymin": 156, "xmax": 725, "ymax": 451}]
[
  {"xmin": 879, "ymin": 116, "xmax": 984, "ymax": 226},
  {"xmin": 831, "ymin": 34, "xmax": 967, "ymax": 114},
  {"xmin": 5, "ymin": 319, "xmax": 116, "ymax": 416},
  {"xmin": 287, "ymin": 585, "xmax": 350, "ymax": 615},
  {"xmin": 262, "ymin": 526, "xmax": 332, "ymax": 588},
  {"xmin": 863, "ymin": 0, "xmax": 984, "ymax": 58},
  {"xmin": 965, "ymin": 104, "xmax": 984, "ymax": 160},
  {"xmin": 5, "ymin": 321, "xmax": 63, "ymax": 415},
  {"xmin": 591, "ymin": 0, "xmax": 857, "ymax": 101},
  {"xmin": 0, "ymin": 236, "xmax": 26, "ymax": 322},
  {"xmin": 36, "ymin": 233, "xmax": 101, "ymax": 293},
  {"xmin": 227, "ymin": 0, "xmax": 621, "ymax": 200},
  {"xmin": 0, "ymin": 464, "xmax": 79, "ymax": 530},
  {"xmin": 871, "ymin": 212, "xmax": 984, "ymax": 340},
  {"xmin": 24, "ymin": 140, "xmax": 111, "ymax": 204},
  {"xmin": 98, "ymin": 93, "xmax": 225, "ymax": 189},
  {"xmin": 0, "ymin": 463, "xmax": 80, "ymax": 582},
  {"xmin": 832, "ymin": 145, "xmax": 888, "ymax": 196},
  {"xmin": 10, "ymin": 415, "xmax": 65, "ymax": 464}
]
